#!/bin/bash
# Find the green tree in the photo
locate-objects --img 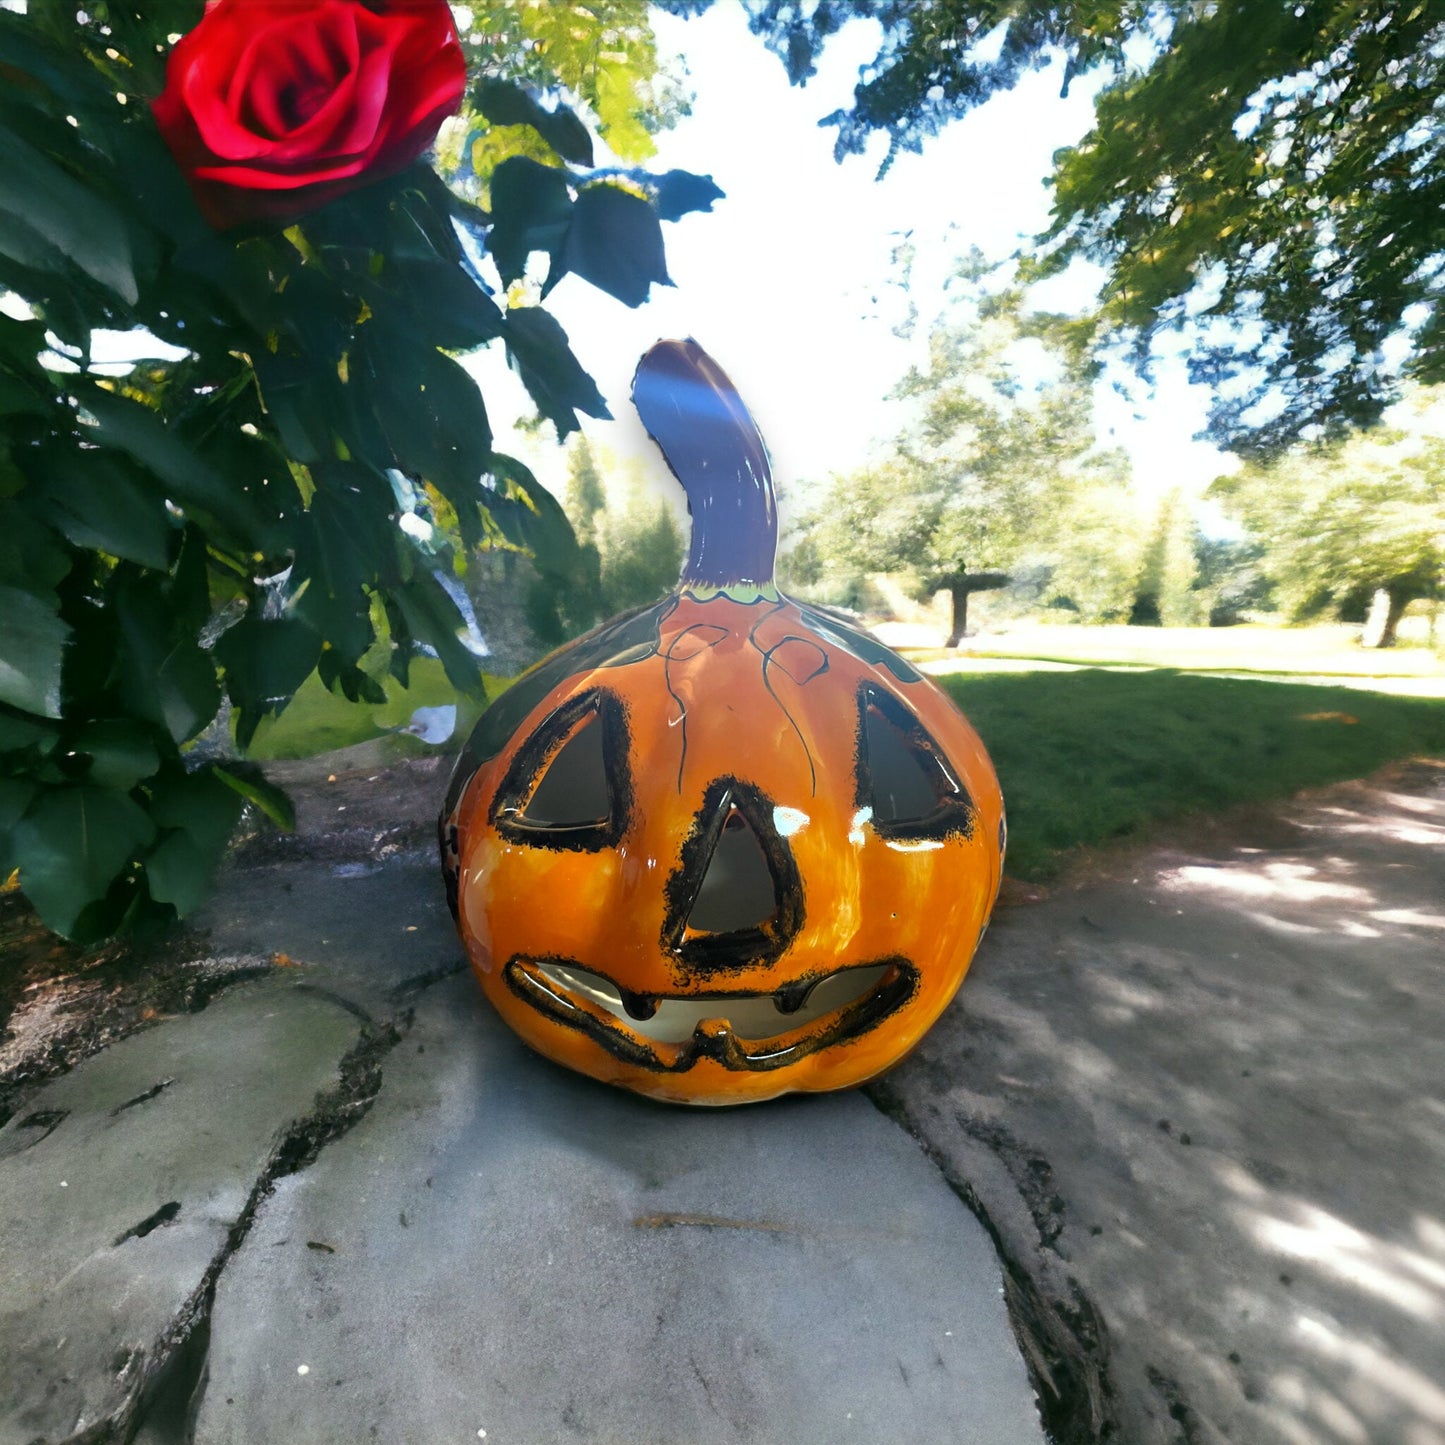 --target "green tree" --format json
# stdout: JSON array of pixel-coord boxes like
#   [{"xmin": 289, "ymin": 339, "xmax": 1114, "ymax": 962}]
[
  {"xmin": 1044, "ymin": 485, "xmax": 1147, "ymax": 625},
  {"xmin": 1192, "ymin": 535, "xmax": 1275, "ymax": 627},
  {"xmin": 598, "ymin": 487, "xmax": 685, "ymax": 615},
  {"xmin": 1208, "ymin": 393, "xmax": 1445, "ymax": 646},
  {"xmin": 682, "ymin": 0, "xmax": 1445, "ymax": 454},
  {"xmin": 1129, "ymin": 489, "xmax": 1202, "ymax": 627},
  {"xmin": 565, "ymin": 435, "xmax": 609, "ymax": 549},
  {"xmin": 0, "ymin": 3, "xmax": 715, "ymax": 940},
  {"xmin": 799, "ymin": 259, "xmax": 1134, "ymax": 645}
]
